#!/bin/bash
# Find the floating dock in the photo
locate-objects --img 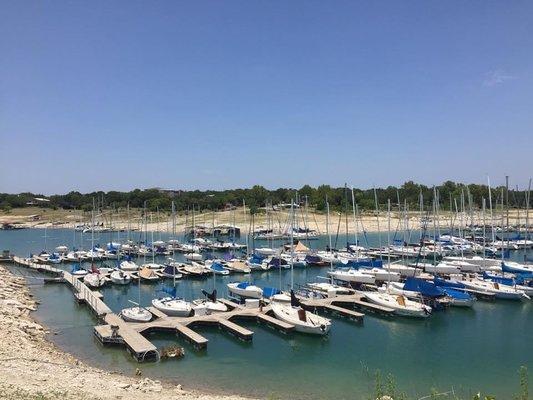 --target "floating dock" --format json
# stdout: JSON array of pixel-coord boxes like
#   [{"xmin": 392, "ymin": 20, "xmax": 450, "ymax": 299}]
[
  {"xmin": 12, "ymin": 256, "xmax": 112, "ymax": 317},
  {"xmin": 9, "ymin": 256, "xmax": 403, "ymax": 363}
]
